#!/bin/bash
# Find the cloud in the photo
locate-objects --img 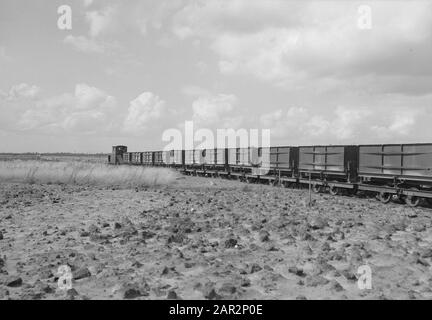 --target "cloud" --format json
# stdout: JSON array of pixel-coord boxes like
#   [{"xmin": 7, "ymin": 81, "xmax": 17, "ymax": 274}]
[
  {"xmin": 191, "ymin": 93, "xmax": 239, "ymax": 127},
  {"xmin": 211, "ymin": 27, "xmax": 300, "ymax": 82},
  {"xmin": 260, "ymin": 107, "xmax": 309, "ymax": 138},
  {"xmin": 83, "ymin": 0, "xmax": 93, "ymax": 8},
  {"xmin": 173, "ymin": 0, "xmax": 432, "ymax": 94},
  {"xmin": 2, "ymin": 83, "xmax": 176, "ymax": 138},
  {"xmin": 63, "ymin": 35, "xmax": 105, "ymax": 53},
  {"xmin": 134, "ymin": 0, "xmax": 185, "ymax": 35},
  {"xmin": 371, "ymin": 111, "xmax": 418, "ymax": 139},
  {"xmin": 260, "ymin": 106, "xmax": 372, "ymax": 143},
  {"xmin": 81, "ymin": 1, "xmax": 183, "ymax": 40},
  {"xmin": 123, "ymin": 92, "xmax": 166, "ymax": 134},
  {"xmin": 86, "ymin": 6, "xmax": 118, "ymax": 37},
  {"xmin": 7, "ymin": 83, "xmax": 40, "ymax": 100},
  {"xmin": 1, "ymin": 83, "xmax": 177, "ymax": 138},
  {"xmin": 63, "ymin": 34, "xmax": 128, "ymax": 62},
  {"xmin": 172, "ymin": 0, "xmax": 302, "ymax": 39},
  {"xmin": 0, "ymin": 84, "xmax": 40, "ymax": 131},
  {"xmin": 332, "ymin": 106, "xmax": 371, "ymax": 140},
  {"xmin": 259, "ymin": 102, "xmax": 430, "ymax": 144},
  {"xmin": 73, "ymin": 83, "xmax": 116, "ymax": 110},
  {"xmin": 17, "ymin": 83, "xmax": 118, "ymax": 134}
]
